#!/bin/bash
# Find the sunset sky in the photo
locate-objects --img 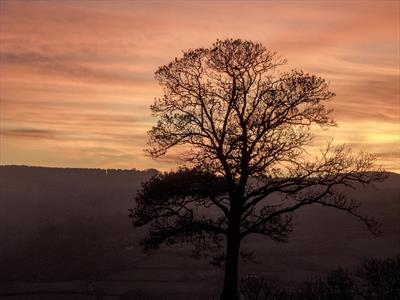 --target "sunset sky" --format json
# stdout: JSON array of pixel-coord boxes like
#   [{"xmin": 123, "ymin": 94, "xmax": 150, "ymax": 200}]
[{"xmin": 0, "ymin": 1, "xmax": 399, "ymax": 172}]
